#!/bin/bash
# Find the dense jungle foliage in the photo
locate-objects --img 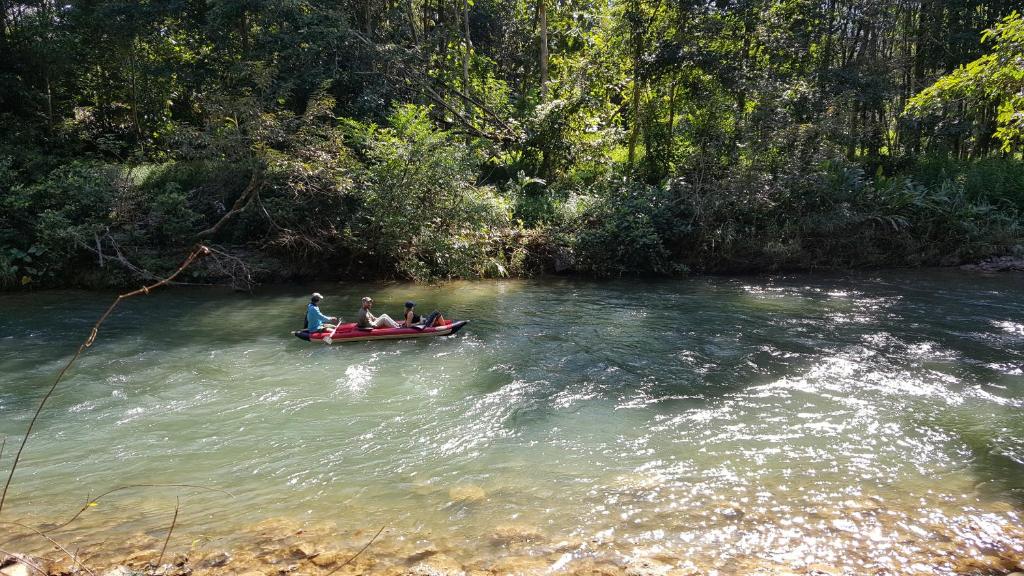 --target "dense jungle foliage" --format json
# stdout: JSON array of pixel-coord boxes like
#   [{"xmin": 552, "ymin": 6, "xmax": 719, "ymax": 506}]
[{"xmin": 1, "ymin": 0, "xmax": 1022, "ymax": 287}]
